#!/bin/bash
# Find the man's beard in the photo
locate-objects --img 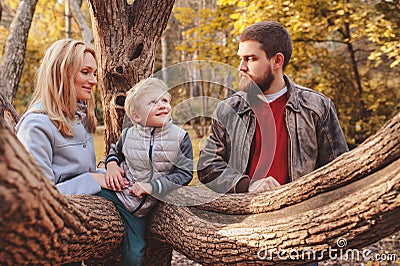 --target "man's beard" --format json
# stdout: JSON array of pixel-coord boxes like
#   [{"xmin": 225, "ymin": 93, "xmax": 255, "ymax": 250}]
[{"xmin": 239, "ymin": 68, "xmax": 274, "ymax": 95}]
